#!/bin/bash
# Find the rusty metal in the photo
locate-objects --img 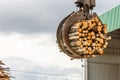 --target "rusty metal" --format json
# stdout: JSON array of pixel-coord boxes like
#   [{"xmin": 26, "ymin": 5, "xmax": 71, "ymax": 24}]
[
  {"xmin": 74, "ymin": 0, "xmax": 95, "ymax": 10},
  {"xmin": 57, "ymin": 12, "xmax": 75, "ymax": 56}
]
